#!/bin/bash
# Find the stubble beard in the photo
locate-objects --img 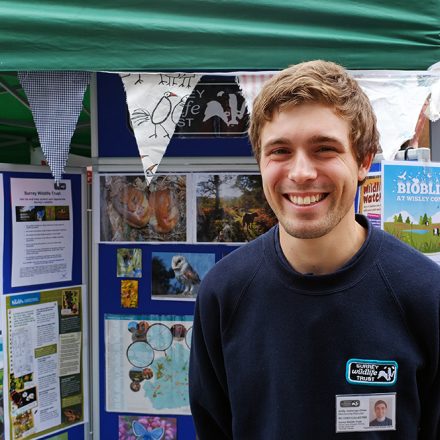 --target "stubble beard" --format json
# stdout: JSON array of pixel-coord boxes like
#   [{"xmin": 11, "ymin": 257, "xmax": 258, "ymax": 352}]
[{"xmin": 276, "ymin": 197, "xmax": 350, "ymax": 240}]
